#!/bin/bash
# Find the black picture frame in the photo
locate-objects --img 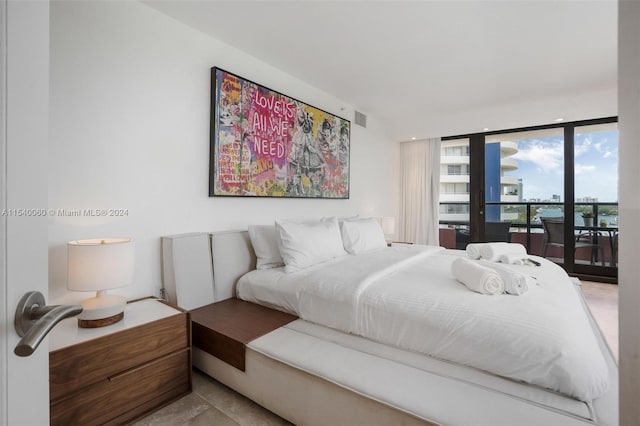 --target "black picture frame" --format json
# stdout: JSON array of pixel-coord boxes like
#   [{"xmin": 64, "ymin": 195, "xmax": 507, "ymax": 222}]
[{"xmin": 209, "ymin": 67, "xmax": 351, "ymax": 199}]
